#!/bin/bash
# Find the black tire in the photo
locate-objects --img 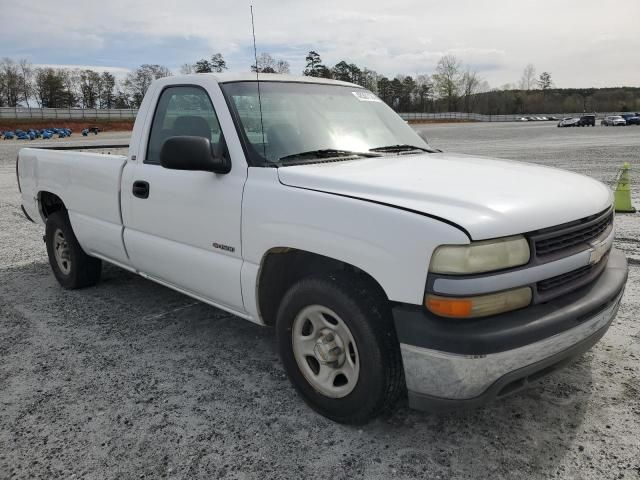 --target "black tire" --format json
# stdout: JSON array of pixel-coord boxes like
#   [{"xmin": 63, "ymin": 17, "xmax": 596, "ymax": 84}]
[
  {"xmin": 45, "ymin": 210, "xmax": 102, "ymax": 289},
  {"xmin": 276, "ymin": 272, "xmax": 404, "ymax": 424}
]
